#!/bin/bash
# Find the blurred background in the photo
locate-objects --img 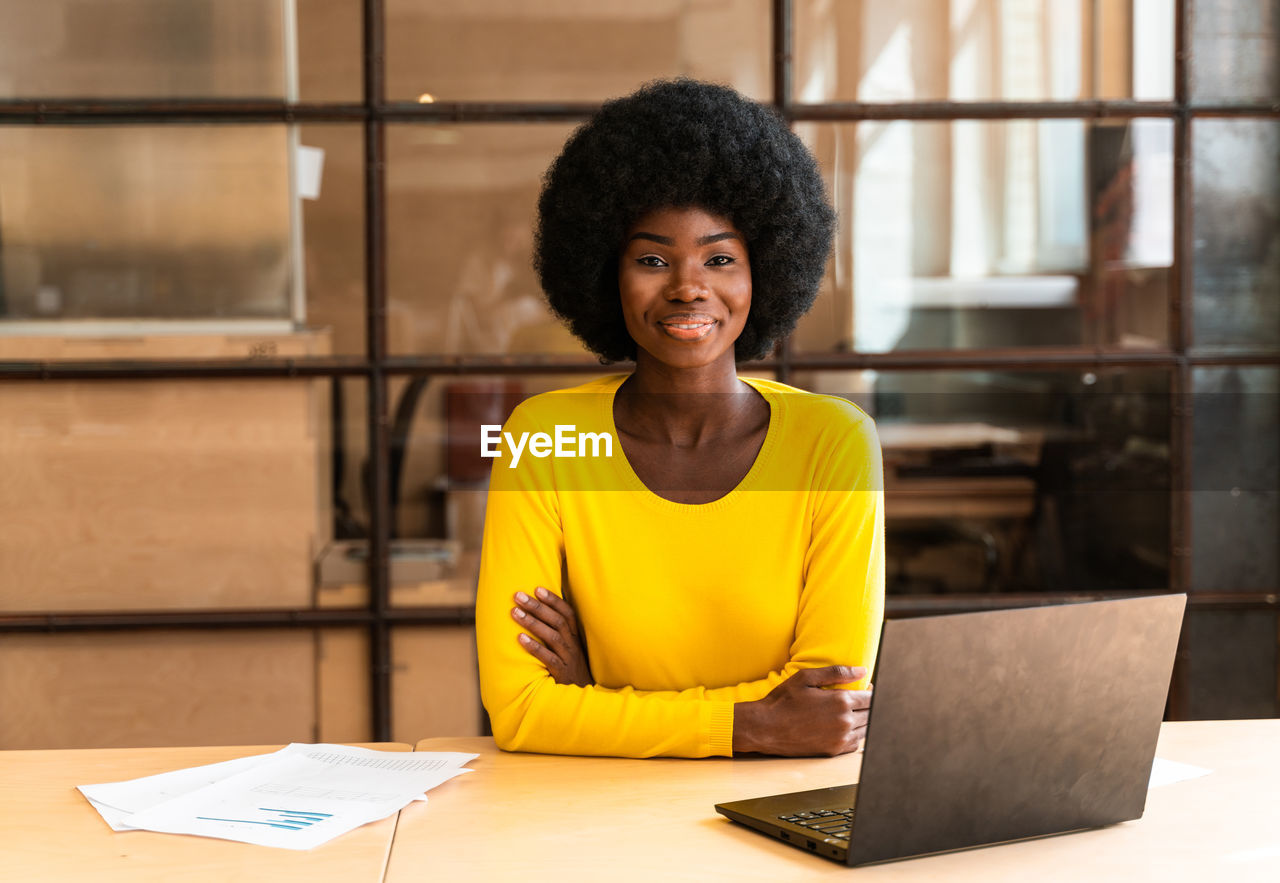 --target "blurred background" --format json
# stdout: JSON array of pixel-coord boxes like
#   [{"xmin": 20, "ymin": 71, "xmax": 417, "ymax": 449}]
[{"xmin": 0, "ymin": 0, "xmax": 1276, "ymax": 748}]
